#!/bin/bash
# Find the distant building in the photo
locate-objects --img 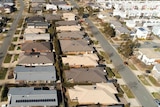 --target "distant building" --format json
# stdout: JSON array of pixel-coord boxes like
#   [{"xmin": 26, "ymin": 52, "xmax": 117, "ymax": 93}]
[{"xmin": 135, "ymin": 27, "xmax": 149, "ymax": 39}]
